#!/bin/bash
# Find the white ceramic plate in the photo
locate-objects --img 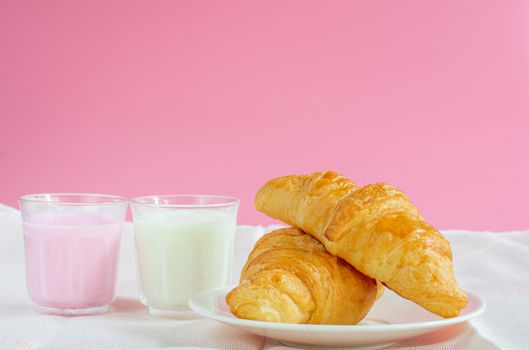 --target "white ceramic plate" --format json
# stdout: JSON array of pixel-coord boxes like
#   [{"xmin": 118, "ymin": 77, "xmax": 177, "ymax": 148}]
[{"xmin": 189, "ymin": 286, "xmax": 485, "ymax": 349}]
